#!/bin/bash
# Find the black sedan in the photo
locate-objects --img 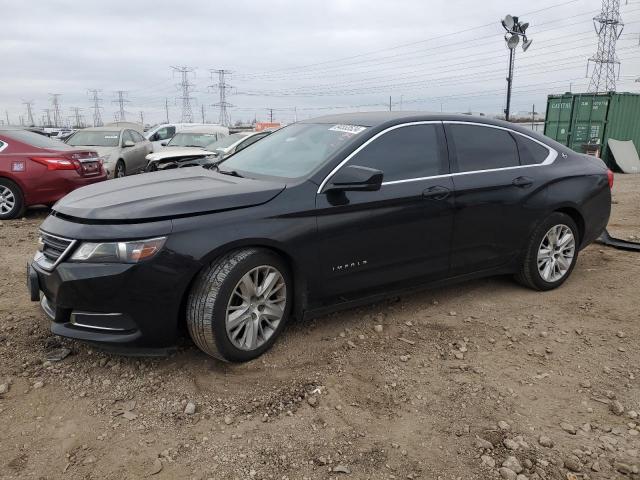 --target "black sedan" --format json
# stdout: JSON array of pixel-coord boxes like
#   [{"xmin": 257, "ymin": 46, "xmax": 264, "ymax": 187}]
[{"xmin": 27, "ymin": 113, "xmax": 612, "ymax": 362}]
